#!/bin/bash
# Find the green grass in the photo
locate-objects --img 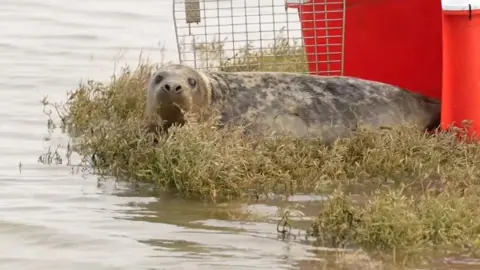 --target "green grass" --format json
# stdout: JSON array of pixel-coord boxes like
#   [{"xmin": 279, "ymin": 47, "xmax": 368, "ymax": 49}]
[
  {"xmin": 188, "ymin": 29, "xmax": 310, "ymax": 73},
  {"xmin": 40, "ymin": 36, "xmax": 480, "ymax": 260},
  {"xmin": 309, "ymin": 184, "xmax": 480, "ymax": 264}
]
